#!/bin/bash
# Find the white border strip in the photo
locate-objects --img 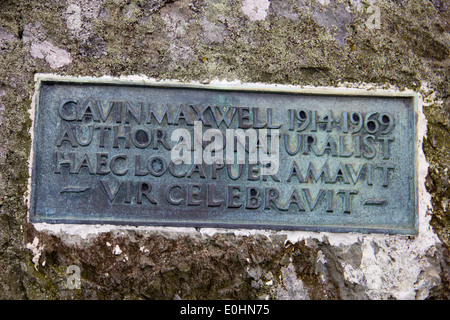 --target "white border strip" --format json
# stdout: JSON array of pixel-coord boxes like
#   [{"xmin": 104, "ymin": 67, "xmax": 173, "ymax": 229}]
[{"xmin": 27, "ymin": 74, "xmax": 432, "ymax": 247}]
